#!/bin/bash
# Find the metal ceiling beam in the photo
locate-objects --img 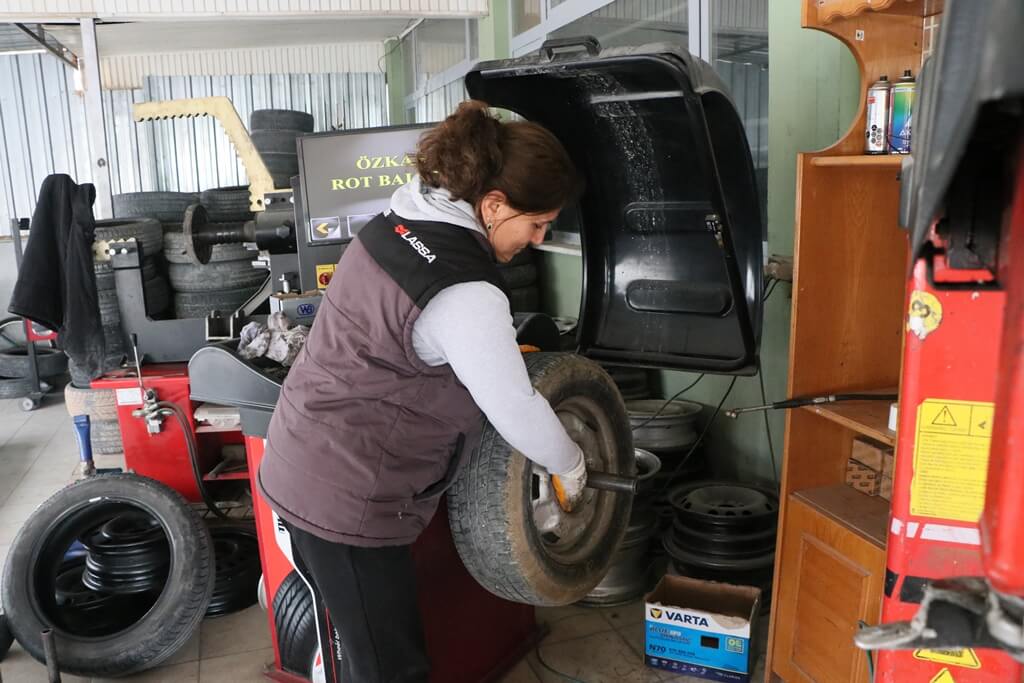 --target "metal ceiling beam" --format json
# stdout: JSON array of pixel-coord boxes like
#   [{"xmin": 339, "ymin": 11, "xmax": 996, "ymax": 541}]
[{"xmin": 13, "ymin": 23, "xmax": 78, "ymax": 69}]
